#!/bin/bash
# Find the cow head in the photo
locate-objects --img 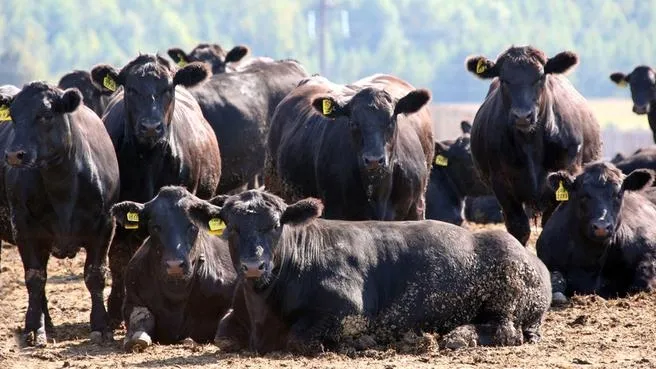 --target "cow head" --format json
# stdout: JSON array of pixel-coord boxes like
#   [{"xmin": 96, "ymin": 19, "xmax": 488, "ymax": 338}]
[
  {"xmin": 91, "ymin": 54, "xmax": 210, "ymax": 148},
  {"xmin": 2, "ymin": 82, "xmax": 82, "ymax": 168},
  {"xmin": 610, "ymin": 66, "xmax": 656, "ymax": 115},
  {"xmin": 111, "ymin": 186, "xmax": 221, "ymax": 280},
  {"xmin": 432, "ymin": 121, "xmax": 488, "ymax": 197},
  {"xmin": 311, "ymin": 88, "xmax": 430, "ymax": 175},
  {"xmin": 58, "ymin": 70, "xmax": 113, "ymax": 117},
  {"xmin": 548, "ymin": 162, "xmax": 654, "ymax": 243},
  {"xmin": 190, "ymin": 190, "xmax": 323, "ymax": 288},
  {"xmin": 466, "ymin": 46, "xmax": 579, "ymax": 133},
  {"xmin": 168, "ymin": 44, "xmax": 249, "ymax": 74}
]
